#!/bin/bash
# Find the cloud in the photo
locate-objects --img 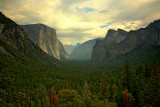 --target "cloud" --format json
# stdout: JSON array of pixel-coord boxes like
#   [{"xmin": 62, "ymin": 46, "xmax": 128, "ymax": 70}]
[{"xmin": 0, "ymin": 0, "xmax": 160, "ymax": 45}]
